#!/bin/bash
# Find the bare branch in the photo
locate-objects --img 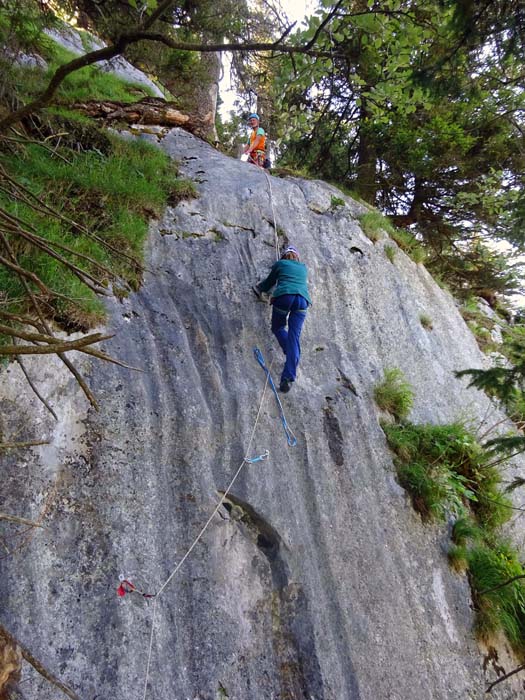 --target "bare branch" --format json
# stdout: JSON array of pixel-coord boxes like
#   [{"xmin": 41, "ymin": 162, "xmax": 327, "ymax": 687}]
[
  {"xmin": 0, "ymin": 163, "xmax": 144, "ymax": 269},
  {"xmin": 15, "ymin": 353, "xmax": 58, "ymax": 419},
  {"xmin": 0, "ymin": 512, "xmax": 45, "ymax": 527},
  {"xmin": 0, "ymin": 333, "xmax": 113, "ymax": 356},
  {"xmin": 304, "ymin": 0, "xmax": 345, "ymax": 51},
  {"xmin": 0, "ymin": 31, "xmax": 333, "ymax": 133},
  {"xmin": 0, "ymin": 200, "xmax": 118, "ymax": 281},
  {"xmin": 486, "ymin": 662, "xmax": 525, "ymax": 692},
  {"xmin": 0, "ymin": 251, "xmax": 53, "ymax": 297},
  {"xmin": 0, "ymin": 624, "xmax": 81, "ymax": 700},
  {"xmin": 479, "ymin": 573, "xmax": 525, "ymax": 596},
  {"xmin": 0, "ymin": 230, "xmax": 98, "ymax": 408}
]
